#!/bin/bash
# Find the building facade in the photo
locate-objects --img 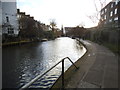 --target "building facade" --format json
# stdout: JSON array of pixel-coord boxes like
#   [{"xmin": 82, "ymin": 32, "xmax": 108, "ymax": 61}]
[
  {"xmin": 99, "ymin": 0, "xmax": 120, "ymax": 27},
  {"xmin": 17, "ymin": 9, "xmax": 51, "ymax": 32},
  {"xmin": 1, "ymin": 0, "xmax": 19, "ymax": 38},
  {"xmin": 17, "ymin": 9, "xmax": 26, "ymax": 32},
  {"xmin": 0, "ymin": 1, "xmax": 2, "ymax": 36}
]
